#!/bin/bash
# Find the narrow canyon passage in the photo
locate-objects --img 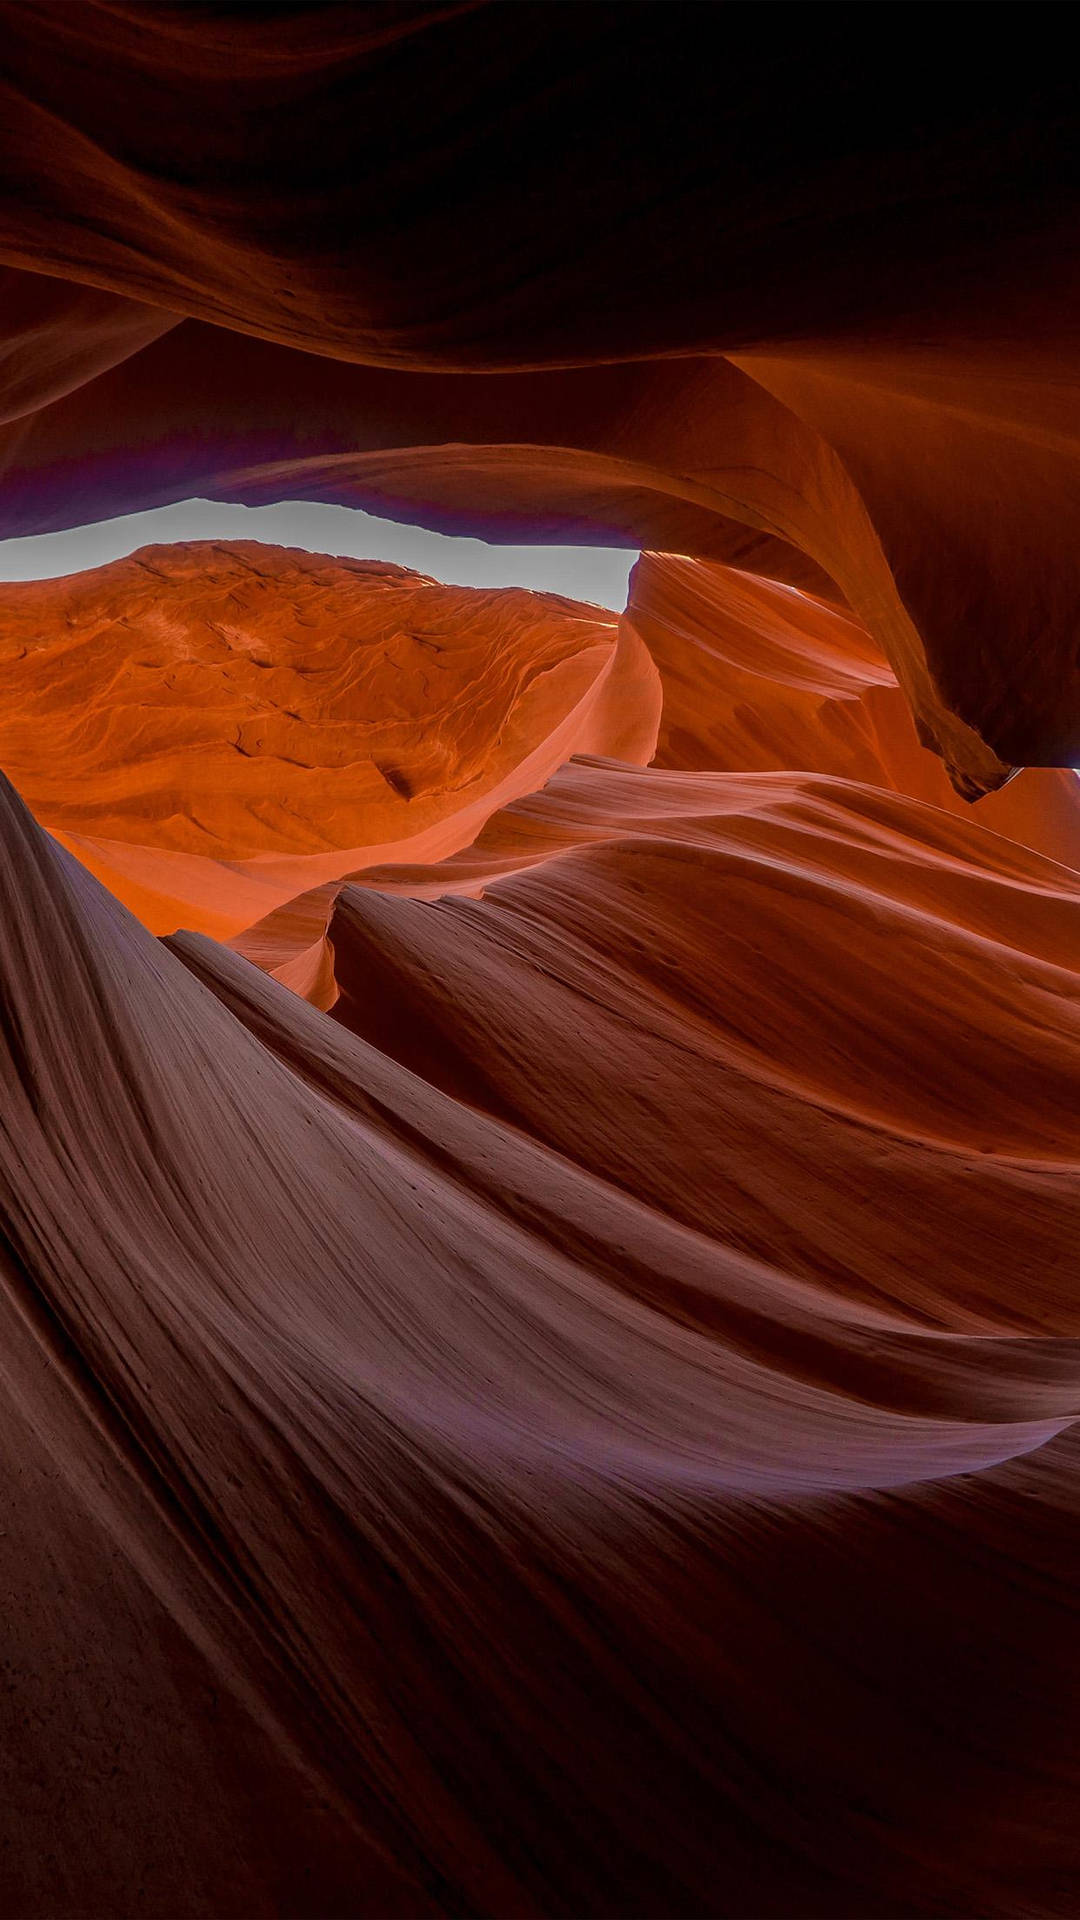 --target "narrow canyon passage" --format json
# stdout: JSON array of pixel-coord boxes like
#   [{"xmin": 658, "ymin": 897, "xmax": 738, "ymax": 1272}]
[{"xmin": 1, "ymin": 6, "xmax": 1079, "ymax": 1916}]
